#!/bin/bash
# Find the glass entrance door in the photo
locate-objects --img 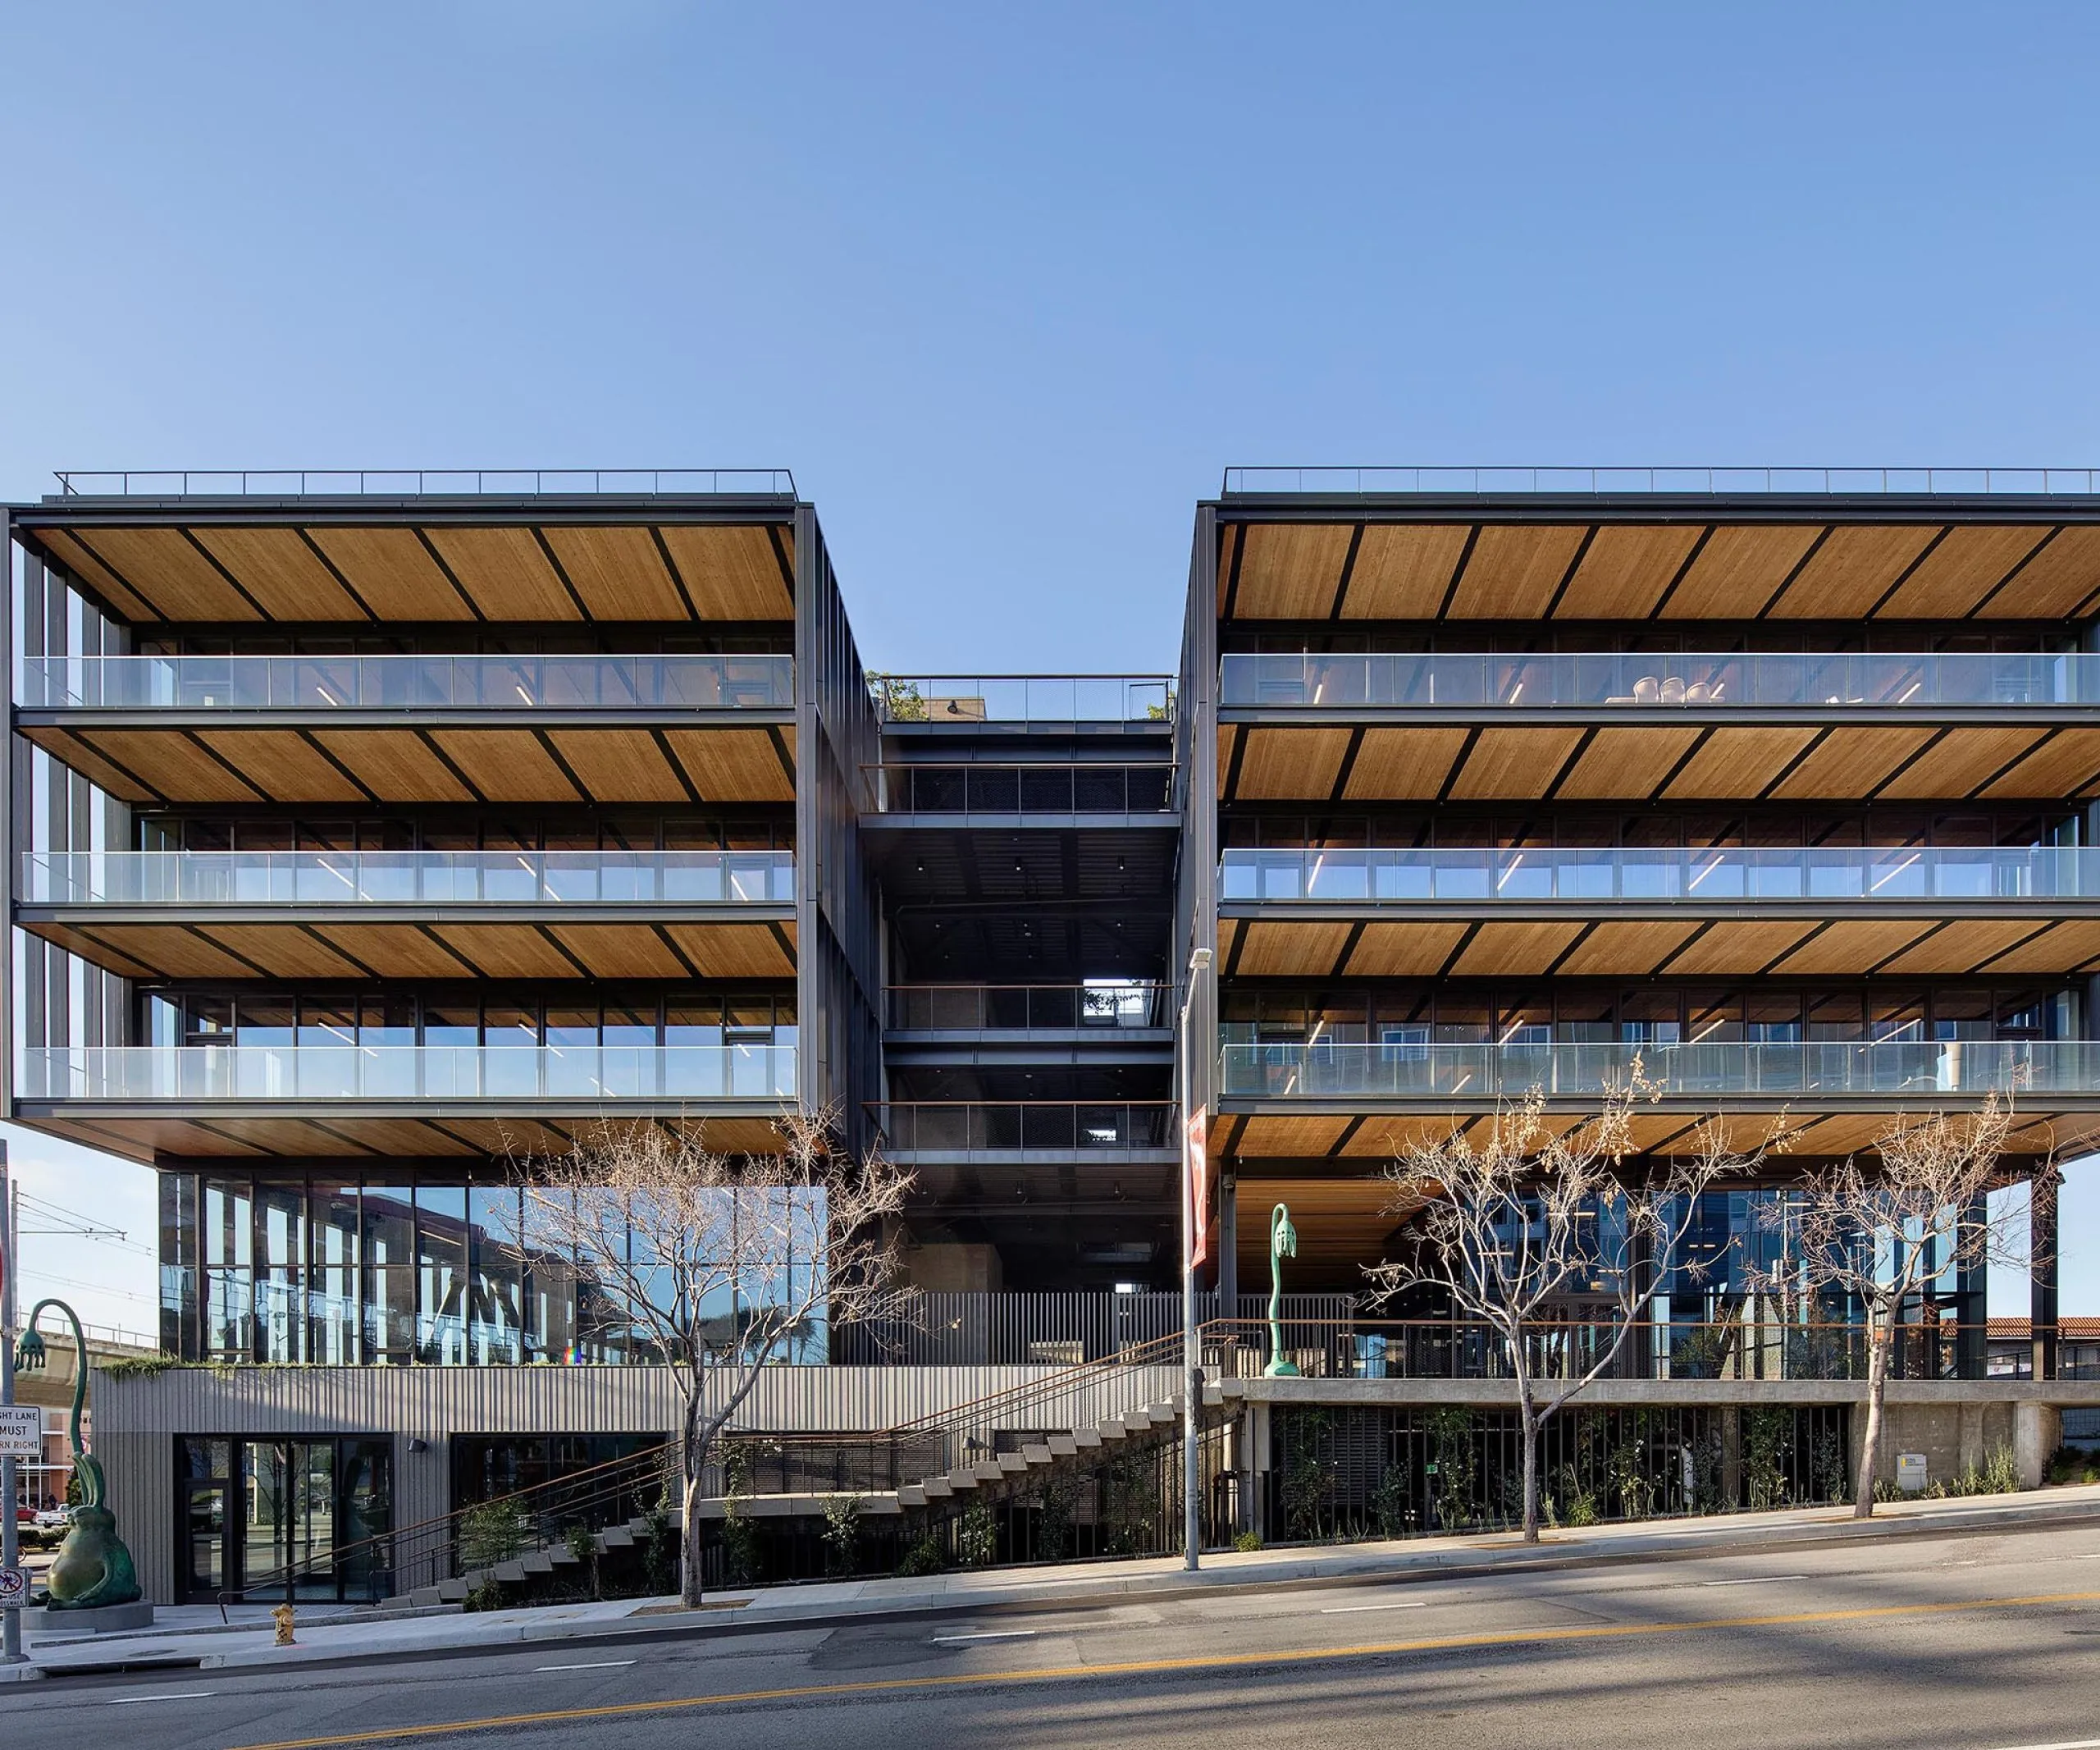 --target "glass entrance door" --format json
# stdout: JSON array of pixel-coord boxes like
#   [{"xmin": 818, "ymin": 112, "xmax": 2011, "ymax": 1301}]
[{"xmin": 179, "ymin": 1436, "xmax": 393, "ymax": 1602}]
